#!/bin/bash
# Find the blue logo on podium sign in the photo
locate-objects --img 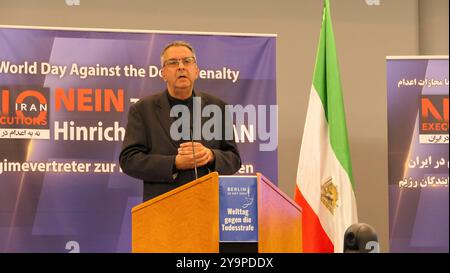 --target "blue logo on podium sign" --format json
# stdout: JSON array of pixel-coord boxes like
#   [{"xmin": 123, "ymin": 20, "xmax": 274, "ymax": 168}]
[{"xmin": 219, "ymin": 176, "xmax": 258, "ymax": 242}]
